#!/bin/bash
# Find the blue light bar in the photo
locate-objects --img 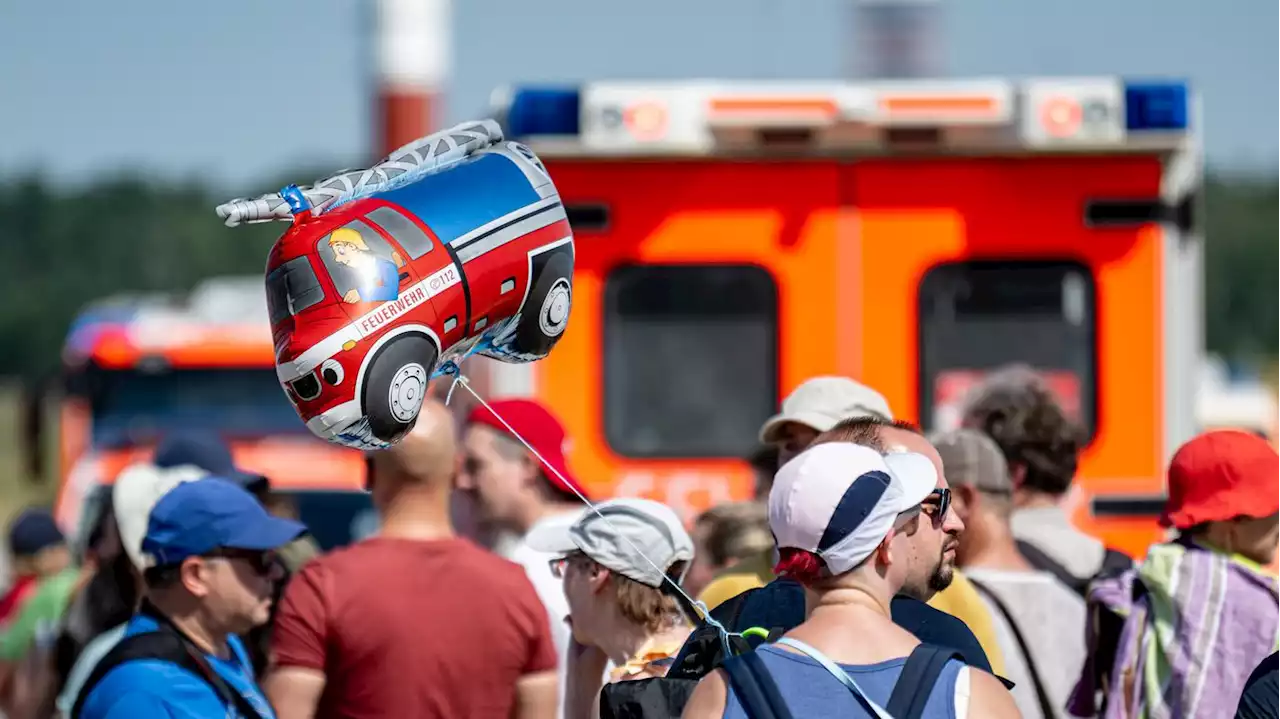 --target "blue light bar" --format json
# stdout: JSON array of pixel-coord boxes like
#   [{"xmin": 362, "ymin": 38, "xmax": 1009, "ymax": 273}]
[
  {"xmin": 1124, "ymin": 81, "xmax": 1189, "ymax": 131},
  {"xmin": 505, "ymin": 87, "xmax": 581, "ymax": 138}
]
